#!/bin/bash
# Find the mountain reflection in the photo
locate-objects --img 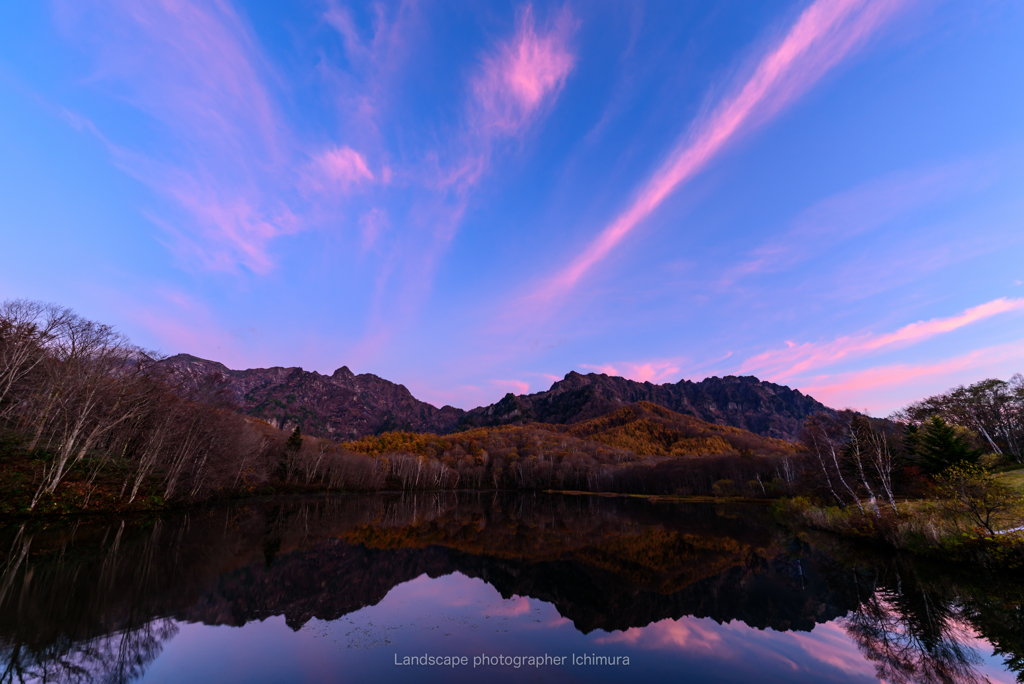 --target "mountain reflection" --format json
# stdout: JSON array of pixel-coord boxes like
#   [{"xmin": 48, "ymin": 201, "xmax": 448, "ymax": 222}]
[{"xmin": 1, "ymin": 493, "xmax": 1022, "ymax": 683}]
